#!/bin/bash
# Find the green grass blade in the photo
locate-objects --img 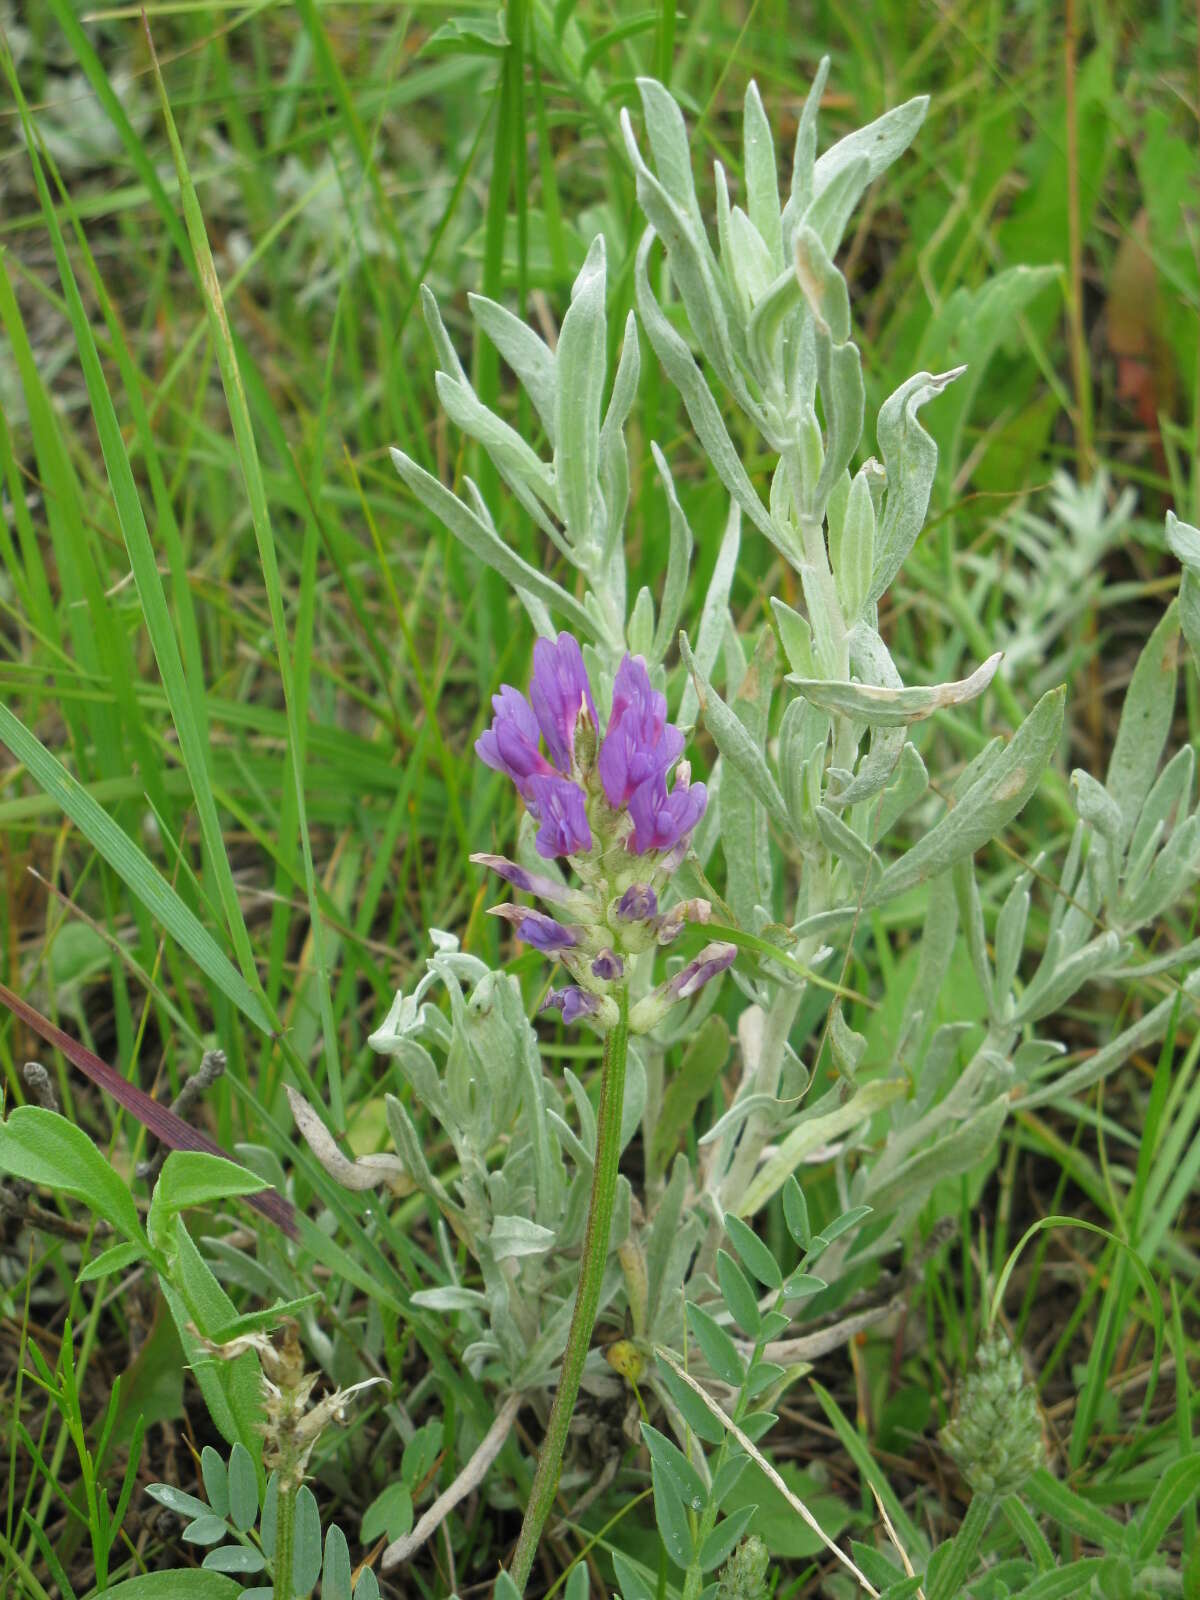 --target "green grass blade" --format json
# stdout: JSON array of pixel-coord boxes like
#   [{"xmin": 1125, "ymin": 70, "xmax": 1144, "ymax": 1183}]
[
  {"xmin": 0, "ymin": 699, "xmax": 271, "ymax": 1035},
  {"xmin": 142, "ymin": 17, "xmax": 345, "ymax": 1126}
]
